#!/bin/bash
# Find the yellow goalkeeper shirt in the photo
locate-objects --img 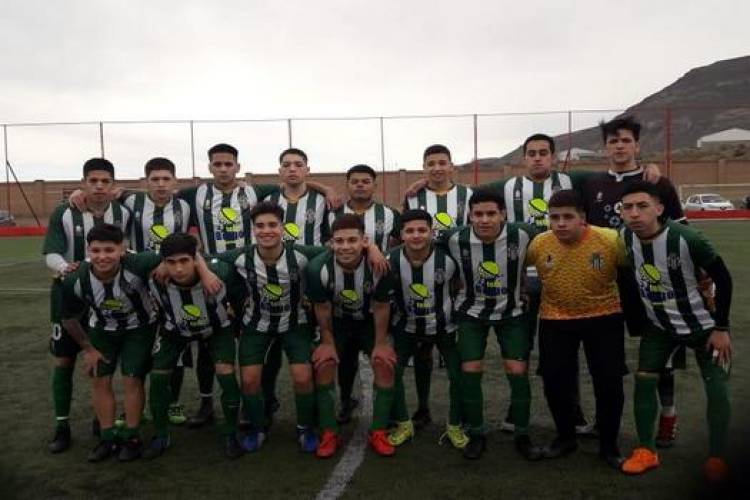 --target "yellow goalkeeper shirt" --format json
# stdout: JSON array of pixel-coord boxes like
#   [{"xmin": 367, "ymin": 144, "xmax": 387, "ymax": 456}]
[{"xmin": 526, "ymin": 225, "xmax": 625, "ymax": 320}]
